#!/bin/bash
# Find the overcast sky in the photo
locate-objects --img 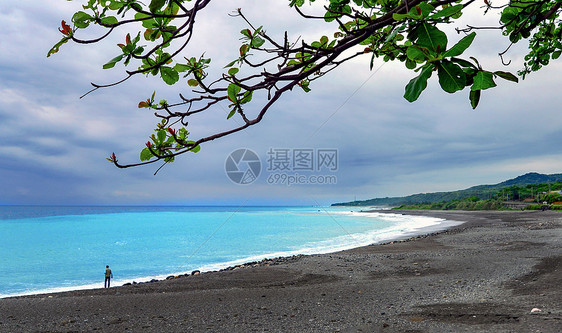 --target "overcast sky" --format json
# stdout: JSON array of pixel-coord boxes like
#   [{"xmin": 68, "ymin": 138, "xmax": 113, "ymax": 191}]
[{"xmin": 1, "ymin": 1, "xmax": 561, "ymax": 206}]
